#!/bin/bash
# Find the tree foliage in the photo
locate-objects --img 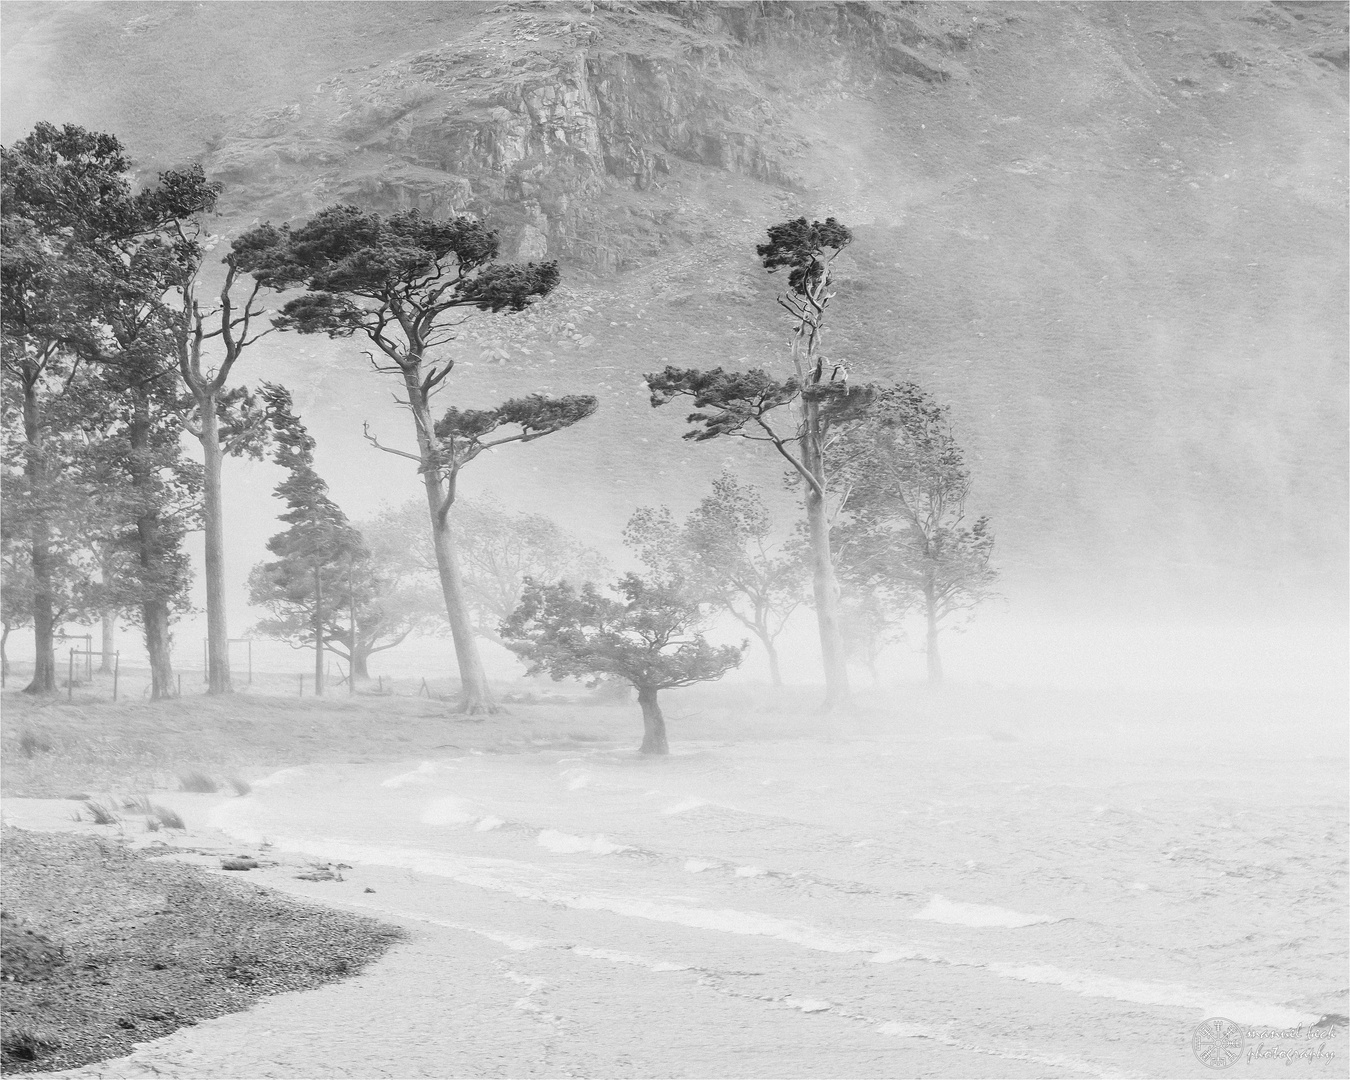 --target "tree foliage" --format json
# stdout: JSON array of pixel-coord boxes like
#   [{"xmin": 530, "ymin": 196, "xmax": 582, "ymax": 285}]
[
  {"xmin": 832, "ymin": 382, "xmax": 999, "ymax": 683},
  {"xmin": 502, "ymin": 575, "xmax": 745, "ymax": 754},
  {"xmin": 645, "ymin": 217, "xmax": 872, "ymax": 709},
  {"xmin": 249, "ymin": 384, "xmax": 363, "ymax": 692},
  {"xmin": 237, "ymin": 203, "xmax": 574, "ymax": 712},
  {"xmin": 625, "ymin": 472, "xmax": 805, "ymax": 687}
]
